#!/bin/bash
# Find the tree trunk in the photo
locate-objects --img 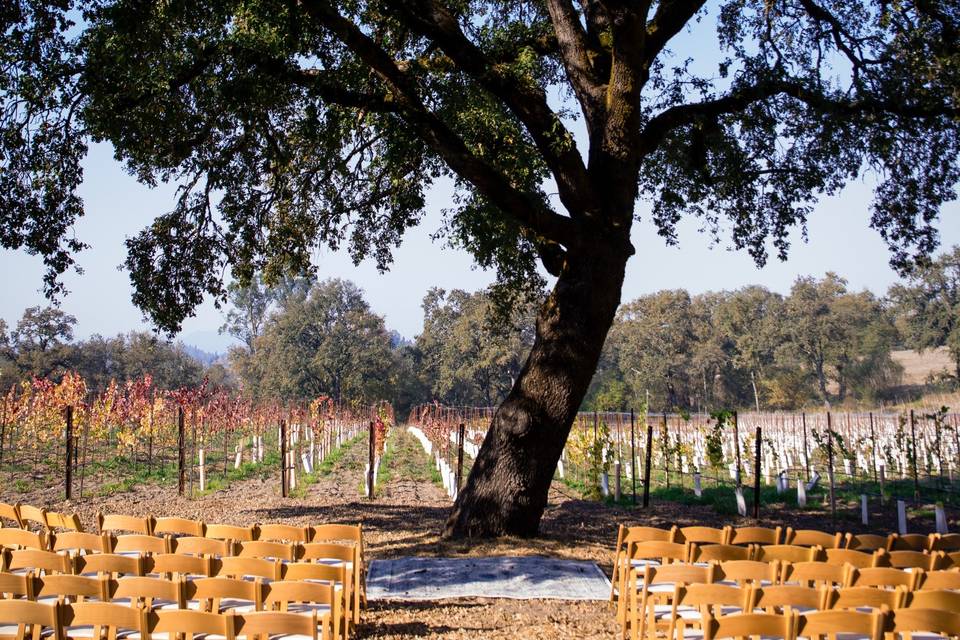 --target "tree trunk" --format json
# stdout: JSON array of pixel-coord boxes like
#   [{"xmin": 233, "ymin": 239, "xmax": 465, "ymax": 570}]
[{"xmin": 443, "ymin": 242, "xmax": 630, "ymax": 538}]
